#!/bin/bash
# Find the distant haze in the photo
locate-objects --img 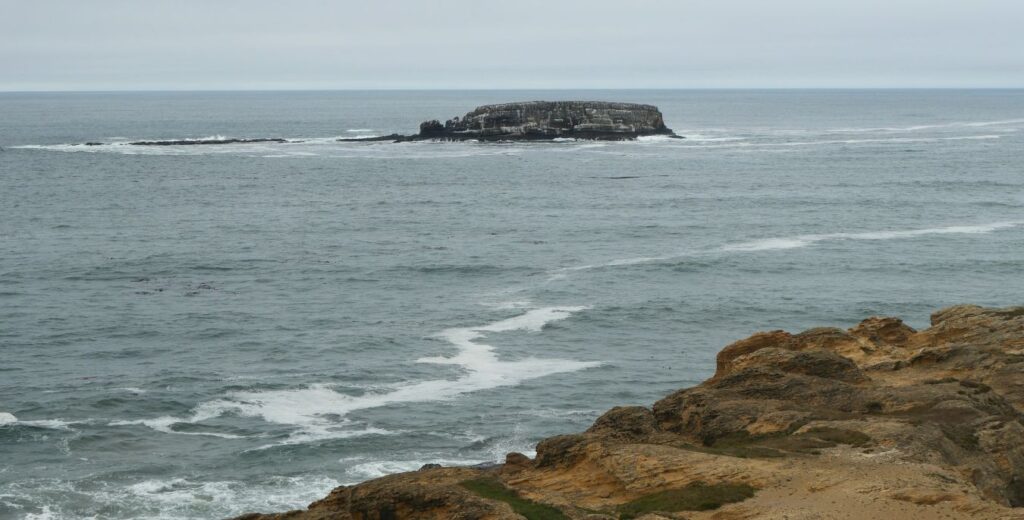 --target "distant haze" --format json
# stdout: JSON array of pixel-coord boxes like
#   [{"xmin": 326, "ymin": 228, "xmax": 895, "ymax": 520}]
[{"xmin": 2, "ymin": 0, "xmax": 1022, "ymax": 91}]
